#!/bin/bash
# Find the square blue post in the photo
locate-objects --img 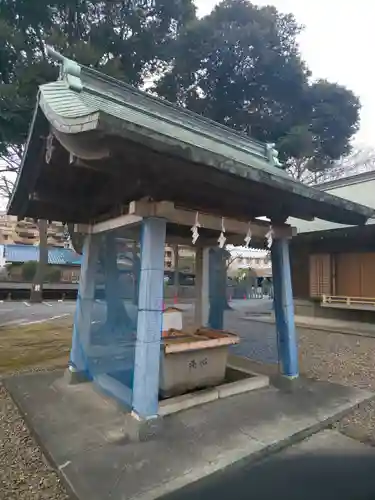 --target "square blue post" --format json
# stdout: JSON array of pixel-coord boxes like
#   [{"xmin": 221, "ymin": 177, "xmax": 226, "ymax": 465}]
[
  {"xmin": 208, "ymin": 248, "xmax": 226, "ymax": 330},
  {"xmin": 271, "ymin": 237, "xmax": 299, "ymax": 378},
  {"xmin": 70, "ymin": 233, "xmax": 100, "ymax": 376},
  {"xmin": 132, "ymin": 217, "xmax": 166, "ymax": 419},
  {"xmin": 194, "ymin": 246, "xmax": 209, "ymax": 328}
]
